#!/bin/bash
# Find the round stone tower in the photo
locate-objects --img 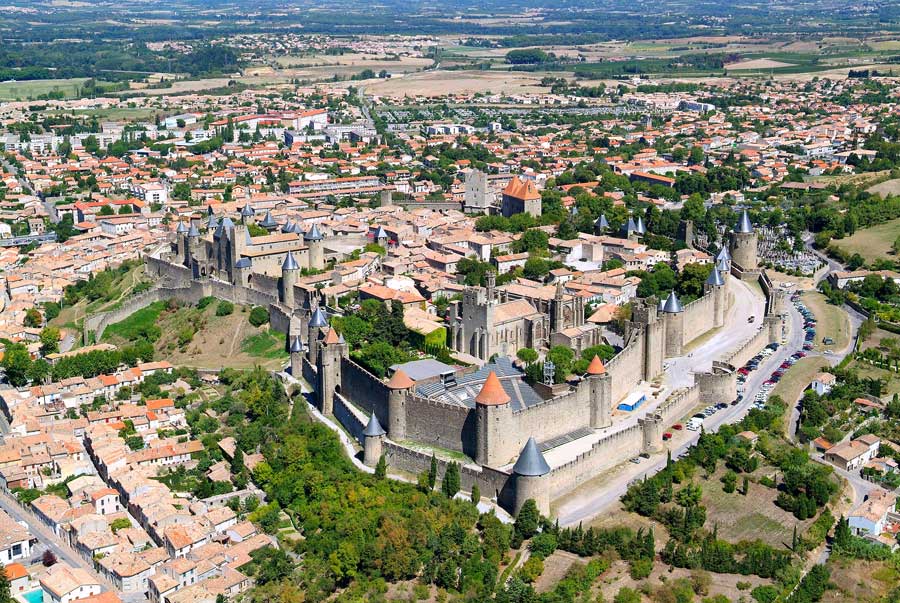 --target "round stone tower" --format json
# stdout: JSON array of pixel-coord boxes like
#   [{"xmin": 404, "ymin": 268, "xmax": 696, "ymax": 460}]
[
  {"xmin": 704, "ymin": 265, "xmax": 726, "ymax": 328},
  {"xmin": 305, "ymin": 223, "xmax": 325, "ymax": 271},
  {"xmin": 386, "ymin": 369, "xmax": 415, "ymax": 441},
  {"xmin": 511, "ymin": 437, "xmax": 551, "ymax": 516},
  {"xmin": 729, "ymin": 210, "xmax": 757, "ymax": 270},
  {"xmin": 586, "ymin": 355, "xmax": 612, "ymax": 429},
  {"xmin": 363, "ymin": 412, "xmax": 386, "ymax": 467},
  {"xmin": 662, "ymin": 290, "xmax": 685, "ymax": 357},
  {"xmin": 474, "ymin": 371, "xmax": 513, "ymax": 467},
  {"xmin": 281, "ymin": 250, "xmax": 300, "ymax": 309}
]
